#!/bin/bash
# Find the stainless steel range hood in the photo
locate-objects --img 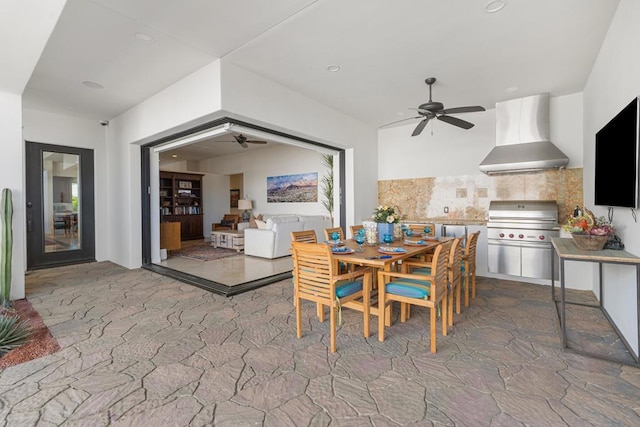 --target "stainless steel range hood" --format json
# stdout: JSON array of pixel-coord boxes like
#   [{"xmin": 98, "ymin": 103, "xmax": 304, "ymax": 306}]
[{"xmin": 479, "ymin": 93, "xmax": 569, "ymax": 174}]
